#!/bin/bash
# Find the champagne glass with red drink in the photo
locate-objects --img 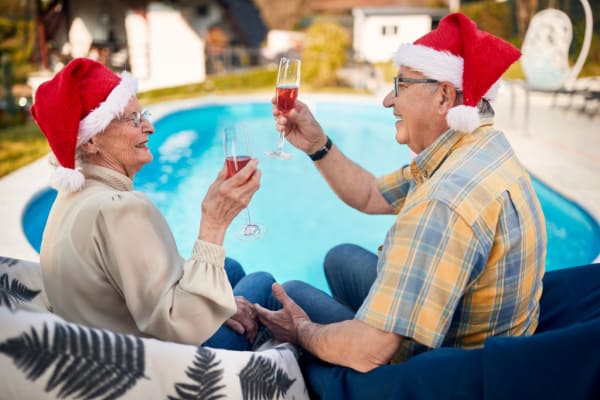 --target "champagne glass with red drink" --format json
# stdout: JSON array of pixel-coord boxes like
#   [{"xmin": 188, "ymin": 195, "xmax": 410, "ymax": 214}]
[
  {"xmin": 223, "ymin": 126, "xmax": 265, "ymax": 240},
  {"xmin": 266, "ymin": 57, "xmax": 301, "ymax": 160}
]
